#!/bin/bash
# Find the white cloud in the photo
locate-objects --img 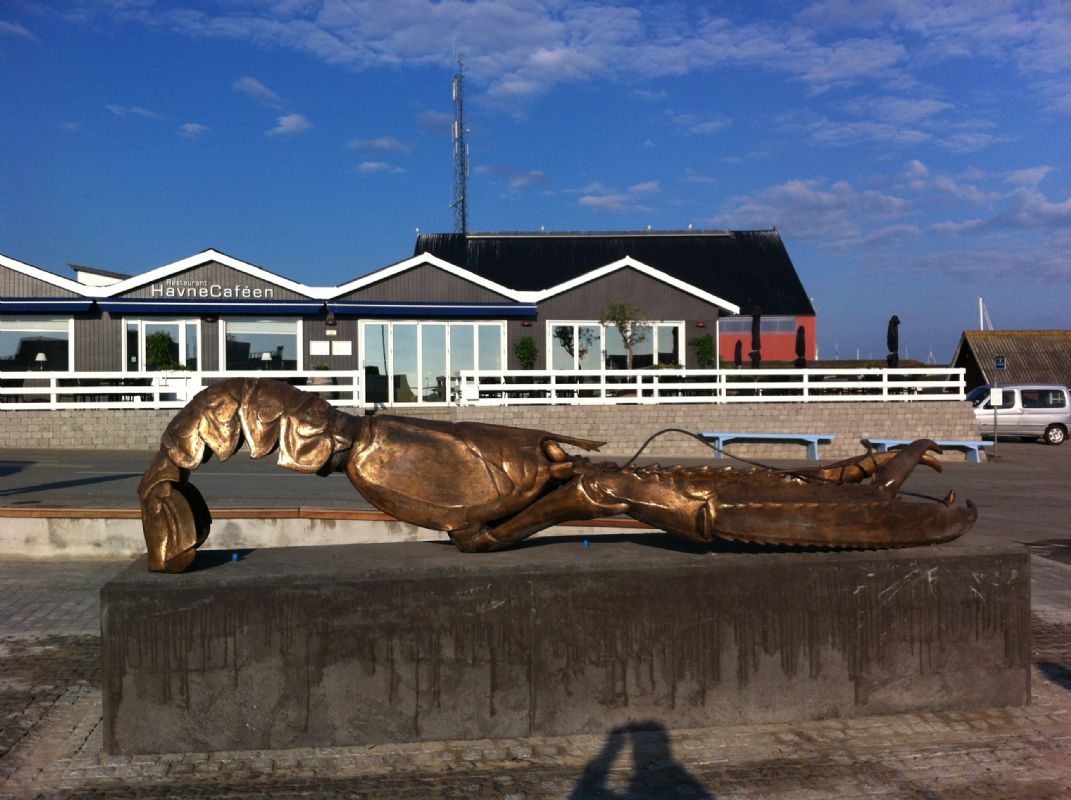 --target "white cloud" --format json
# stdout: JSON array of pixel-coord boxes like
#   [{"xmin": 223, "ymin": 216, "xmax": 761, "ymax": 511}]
[
  {"xmin": 477, "ymin": 165, "xmax": 551, "ymax": 193},
  {"xmin": 345, "ymin": 136, "xmax": 411, "ymax": 154},
  {"xmin": 0, "ymin": 20, "xmax": 37, "ymax": 40},
  {"xmin": 683, "ymin": 167, "xmax": 716, "ymax": 185},
  {"xmin": 60, "ymin": 0, "xmax": 1071, "ymax": 113},
  {"xmin": 1005, "ymin": 166, "xmax": 1053, "ymax": 188},
  {"xmin": 233, "ymin": 76, "xmax": 285, "ymax": 108},
  {"xmin": 628, "ymin": 180, "xmax": 660, "ymax": 195},
  {"xmin": 930, "ymin": 219, "xmax": 986, "ymax": 235},
  {"xmin": 417, "ymin": 110, "xmax": 452, "ymax": 134},
  {"xmin": 60, "ymin": 121, "xmax": 81, "ymax": 133},
  {"xmin": 901, "ymin": 160, "xmax": 997, "ymax": 205},
  {"xmin": 715, "ymin": 177, "xmax": 905, "ymax": 243},
  {"xmin": 266, "ymin": 113, "xmax": 311, "ymax": 136},
  {"xmin": 578, "ymin": 180, "xmax": 660, "ymax": 212},
  {"xmin": 357, "ymin": 160, "xmax": 405, "ymax": 174},
  {"xmin": 105, "ymin": 104, "xmax": 161, "ymax": 118},
  {"xmin": 180, "ymin": 122, "xmax": 209, "ymax": 138},
  {"xmin": 668, "ymin": 111, "xmax": 732, "ymax": 135}
]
